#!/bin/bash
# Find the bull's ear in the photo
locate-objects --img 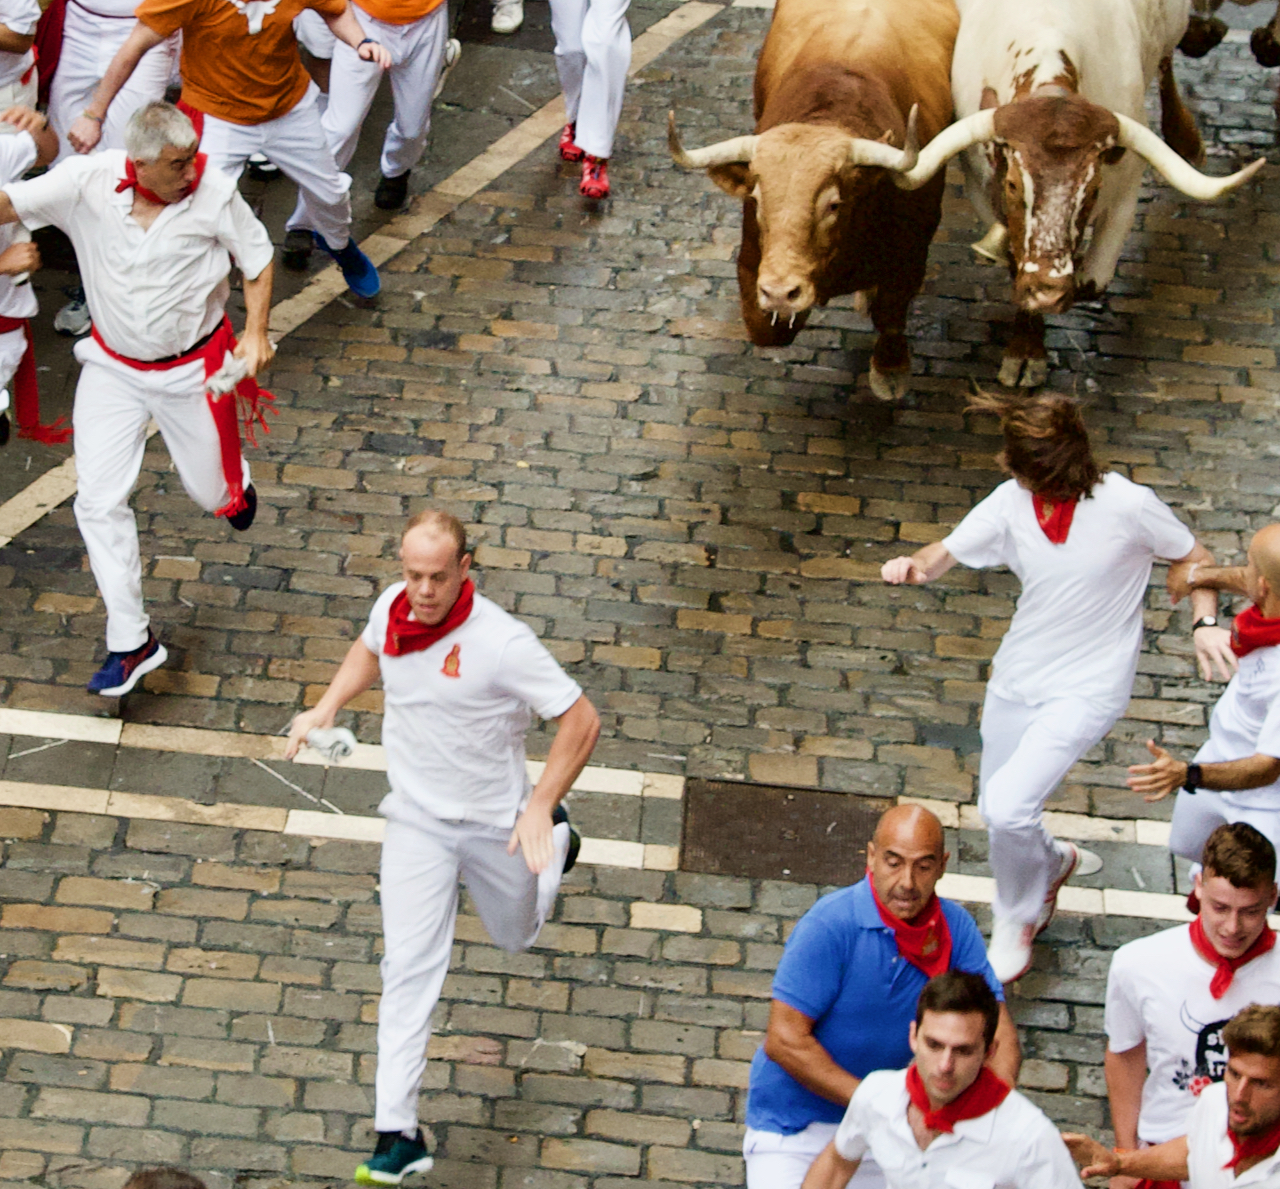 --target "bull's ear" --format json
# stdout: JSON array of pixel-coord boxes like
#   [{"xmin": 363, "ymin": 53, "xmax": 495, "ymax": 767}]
[
  {"xmin": 1100, "ymin": 145, "xmax": 1127, "ymax": 165},
  {"xmin": 707, "ymin": 163, "xmax": 753, "ymax": 197}
]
